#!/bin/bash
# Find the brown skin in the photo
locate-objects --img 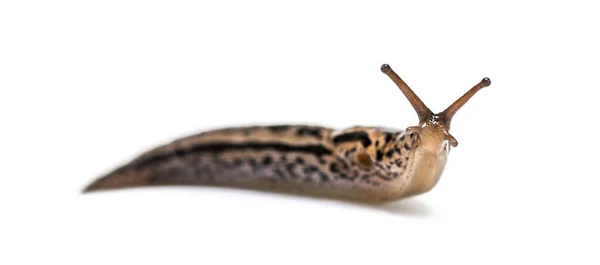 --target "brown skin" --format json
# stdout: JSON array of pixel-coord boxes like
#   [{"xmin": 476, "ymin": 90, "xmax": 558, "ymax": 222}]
[{"xmin": 82, "ymin": 64, "xmax": 490, "ymax": 203}]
